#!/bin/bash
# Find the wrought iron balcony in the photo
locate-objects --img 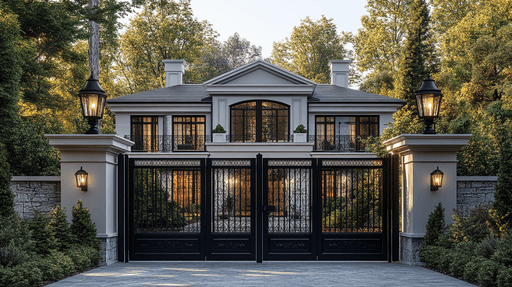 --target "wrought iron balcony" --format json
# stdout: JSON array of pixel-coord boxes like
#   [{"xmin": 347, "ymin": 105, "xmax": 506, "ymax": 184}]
[
  {"xmin": 309, "ymin": 135, "xmax": 371, "ymax": 152},
  {"xmin": 124, "ymin": 135, "xmax": 208, "ymax": 152},
  {"xmin": 227, "ymin": 134, "xmax": 294, "ymax": 142}
]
